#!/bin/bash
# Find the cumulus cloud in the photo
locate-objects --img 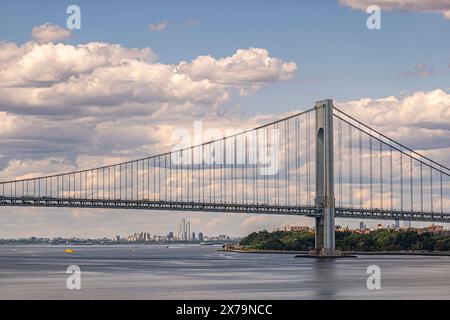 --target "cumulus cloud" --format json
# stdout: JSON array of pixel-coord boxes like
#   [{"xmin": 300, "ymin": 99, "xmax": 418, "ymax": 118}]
[
  {"xmin": 402, "ymin": 64, "xmax": 434, "ymax": 78},
  {"xmin": 31, "ymin": 23, "xmax": 72, "ymax": 43},
  {"xmin": 178, "ymin": 48, "xmax": 297, "ymax": 85},
  {"xmin": 0, "ymin": 42, "xmax": 157, "ymax": 88},
  {"xmin": 339, "ymin": 0, "xmax": 450, "ymax": 19},
  {"xmin": 0, "ymin": 42, "xmax": 296, "ymax": 115},
  {"xmin": 336, "ymin": 89, "xmax": 450, "ymax": 152},
  {"xmin": 148, "ymin": 20, "xmax": 168, "ymax": 31}
]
